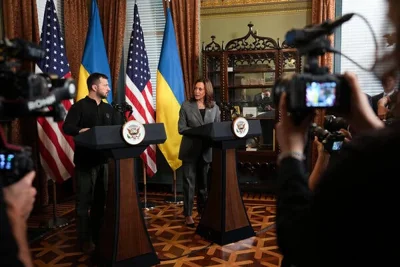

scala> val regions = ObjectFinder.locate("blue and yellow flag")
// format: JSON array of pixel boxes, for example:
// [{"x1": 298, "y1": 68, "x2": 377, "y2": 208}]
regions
[
  {"x1": 76, "y1": 0, "x2": 112, "y2": 103},
  {"x1": 156, "y1": 7, "x2": 185, "y2": 171}
]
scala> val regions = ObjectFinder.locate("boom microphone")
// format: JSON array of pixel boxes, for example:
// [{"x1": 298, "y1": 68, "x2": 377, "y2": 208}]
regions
[{"x1": 285, "y1": 13, "x2": 354, "y2": 46}]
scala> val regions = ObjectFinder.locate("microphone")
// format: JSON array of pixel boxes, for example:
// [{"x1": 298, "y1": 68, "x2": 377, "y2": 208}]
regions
[
  {"x1": 122, "y1": 102, "x2": 133, "y2": 118},
  {"x1": 285, "y1": 13, "x2": 354, "y2": 46}
]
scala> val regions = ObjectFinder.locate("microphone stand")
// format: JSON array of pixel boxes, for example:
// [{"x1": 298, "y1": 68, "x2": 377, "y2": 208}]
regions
[{"x1": 47, "y1": 179, "x2": 68, "y2": 229}]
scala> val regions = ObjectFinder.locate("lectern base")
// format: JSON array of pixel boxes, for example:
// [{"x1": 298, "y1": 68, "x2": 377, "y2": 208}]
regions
[
  {"x1": 195, "y1": 147, "x2": 255, "y2": 245},
  {"x1": 101, "y1": 252, "x2": 159, "y2": 267},
  {"x1": 195, "y1": 225, "x2": 255, "y2": 246}
]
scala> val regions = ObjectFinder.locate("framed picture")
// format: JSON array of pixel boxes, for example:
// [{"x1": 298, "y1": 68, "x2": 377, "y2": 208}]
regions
[{"x1": 242, "y1": 107, "x2": 257, "y2": 118}]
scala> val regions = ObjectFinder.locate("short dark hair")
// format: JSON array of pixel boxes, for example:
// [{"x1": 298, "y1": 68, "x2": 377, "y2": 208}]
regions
[{"x1": 87, "y1": 73, "x2": 108, "y2": 91}]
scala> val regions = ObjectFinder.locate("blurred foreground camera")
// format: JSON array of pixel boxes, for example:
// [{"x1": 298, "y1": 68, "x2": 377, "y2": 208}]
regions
[
  {"x1": 0, "y1": 38, "x2": 76, "y2": 121},
  {"x1": 0, "y1": 37, "x2": 76, "y2": 185},
  {"x1": 274, "y1": 74, "x2": 350, "y2": 111},
  {"x1": 0, "y1": 145, "x2": 34, "y2": 187},
  {"x1": 310, "y1": 123, "x2": 345, "y2": 154},
  {"x1": 273, "y1": 14, "x2": 355, "y2": 123}
]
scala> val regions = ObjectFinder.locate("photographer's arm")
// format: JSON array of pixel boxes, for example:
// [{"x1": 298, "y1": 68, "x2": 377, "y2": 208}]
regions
[
  {"x1": 308, "y1": 137, "x2": 330, "y2": 191},
  {"x1": 276, "y1": 158, "x2": 318, "y2": 267},
  {"x1": 275, "y1": 93, "x2": 319, "y2": 266},
  {"x1": 62, "y1": 104, "x2": 86, "y2": 135},
  {"x1": 344, "y1": 72, "x2": 385, "y2": 132}
]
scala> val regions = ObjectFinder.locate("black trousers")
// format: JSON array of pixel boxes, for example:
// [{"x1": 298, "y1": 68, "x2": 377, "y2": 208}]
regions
[
  {"x1": 75, "y1": 164, "x2": 108, "y2": 245},
  {"x1": 182, "y1": 159, "x2": 209, "y2": 217}
]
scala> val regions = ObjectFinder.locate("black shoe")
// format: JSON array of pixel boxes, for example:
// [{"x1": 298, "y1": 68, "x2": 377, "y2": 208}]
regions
[
  {"x1": 80, "y1": 241, "x2": 95, "y2": 254},
  {"x1": 185, "y1": 222, "x2": 196, "y2": 228}
]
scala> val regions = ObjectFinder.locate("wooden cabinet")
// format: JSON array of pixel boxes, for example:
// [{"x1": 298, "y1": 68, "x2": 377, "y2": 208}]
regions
[{"x1": 202, "y1": 23, "x2": 302, "y2": 192}]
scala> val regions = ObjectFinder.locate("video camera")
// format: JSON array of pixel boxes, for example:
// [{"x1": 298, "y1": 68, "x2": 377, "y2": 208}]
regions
[
  {"x1": 324, "y1": 114, "x2": 349, "y2": 132},
  {"x1": 273, "y1": 14, "x2": 355, "y2": 124},
  {"x1": 0, "y1": 38, "x2": 76, "y2": 186},
  {"x1": 310, "y1": 123, "x2": 345, "y2": 154}
]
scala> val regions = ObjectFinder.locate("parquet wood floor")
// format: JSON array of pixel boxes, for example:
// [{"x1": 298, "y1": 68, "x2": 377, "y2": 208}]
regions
[{"x1": 28, "y1": 192, "x2": 281, "y2": 266}]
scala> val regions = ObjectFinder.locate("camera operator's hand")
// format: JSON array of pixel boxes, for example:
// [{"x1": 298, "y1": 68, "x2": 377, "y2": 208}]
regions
[
  {"x1": 377, "y1": 96, "x2": 390, "y2": 120},
  {"x1": 276, "y1": 92, "x2": 314, "y2": 155},
  {"x1": 343, "y1": 72, "x2": 385, "y2": 131},
  {"x1": 314, "y1": 136, "x2": 327, "y2": 155},
  {"x1": 79, "y1": 128, "x2": 90, "y2": 133},
  {"x1": 339, "y1": 128, "x2": 352, "y2": 143},
  {"x1": 309, "y1": 137, "x2": 330, "y2": 191},
  {"x1": 3, "y1": 171, "x2": 37, "y2": 220}
]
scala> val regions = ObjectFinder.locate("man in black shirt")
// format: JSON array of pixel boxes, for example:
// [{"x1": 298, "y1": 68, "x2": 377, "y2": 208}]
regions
[{"x1": 63, "y1": 73, "x2": 121, "y2": 253}]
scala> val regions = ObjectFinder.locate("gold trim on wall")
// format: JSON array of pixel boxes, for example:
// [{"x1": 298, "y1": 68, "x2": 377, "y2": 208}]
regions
[{"x1": 201, "y1": 0, "x2": 311, "y2": 18}]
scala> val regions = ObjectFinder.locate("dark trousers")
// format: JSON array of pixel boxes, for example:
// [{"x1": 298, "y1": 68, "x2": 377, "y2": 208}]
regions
[
  {"x1": 75, "y1": 164, "x2": 108, "y2": 245},
  {"x1": 182, "y1": 159, "x2": 209, "y2": 217}
]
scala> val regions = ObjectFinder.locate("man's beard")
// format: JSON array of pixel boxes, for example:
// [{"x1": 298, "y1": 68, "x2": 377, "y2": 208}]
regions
[{"x1": 98, "y1": 92, "x2": 107, "y2": 99}]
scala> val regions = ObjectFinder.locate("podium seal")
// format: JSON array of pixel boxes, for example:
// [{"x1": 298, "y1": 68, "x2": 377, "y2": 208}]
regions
[
  {"x1": 232, "y1": 117, "x2": 249, "y2": 138},
  {"x1": 122, "y1": 120, "x2": 146, "y2": 145}
]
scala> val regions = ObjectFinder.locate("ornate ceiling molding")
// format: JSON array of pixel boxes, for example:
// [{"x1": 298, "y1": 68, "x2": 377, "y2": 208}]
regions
[{"x1": 201, "y1": 0, "x2": 311, "y2": 17}]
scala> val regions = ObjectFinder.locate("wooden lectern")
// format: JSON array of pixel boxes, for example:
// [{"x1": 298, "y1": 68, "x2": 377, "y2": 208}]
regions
[
  {"x1": 74, "y1": 123, "x2": 166, "y2": 267},
  {"x1": 184, "y1": 120, "x2": 262, "y2": 245}
]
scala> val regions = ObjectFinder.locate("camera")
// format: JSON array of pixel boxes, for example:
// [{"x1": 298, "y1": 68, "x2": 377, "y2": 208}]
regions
[
  {"x1": 0, "y1": 38, "x2": 76, "y2": 186},
  {"x1": 273, "y1": 14, "x2": 355, "y2": 123},
  {"x1": 0, "y1": 147, "x2": 34, "y2": 187},
  {"x1": 324, "y1": 115, "x2": 349, "y2": 132},
  {"x1": 273, "y1": 73, "x2": 350, "y2": 110},
  {"x1": 310, "y1": 123, "x2": 345, "y2": 154}
]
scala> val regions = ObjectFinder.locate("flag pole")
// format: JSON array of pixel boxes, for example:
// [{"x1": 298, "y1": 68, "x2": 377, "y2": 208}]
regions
[
  {"x1": 141, "y1": 160, "x2": 156, "y2": 210},
  {"x1": 165, "y1": 169, "x2": 183, "y2": 204},
  {"x1": 47, "y1": 179, "x2": 69, "y2": 229}
]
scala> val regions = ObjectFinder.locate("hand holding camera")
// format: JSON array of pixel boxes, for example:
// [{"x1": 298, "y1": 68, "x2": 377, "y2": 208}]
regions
[{"x1": 3, "y1": 171, "x2": 36, "y2": 220}]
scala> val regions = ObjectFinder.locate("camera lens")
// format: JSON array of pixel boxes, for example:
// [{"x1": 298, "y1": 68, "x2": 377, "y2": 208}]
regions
[
  {"x1": 310, "y1": 123, "x2": 329, "y2": 142},
  {"x1": 324, "y1": 115, "x2": 349, "y2": 132}
]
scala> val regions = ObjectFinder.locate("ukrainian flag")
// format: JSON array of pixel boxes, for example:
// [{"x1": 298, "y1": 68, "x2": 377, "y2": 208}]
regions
[
  {"x1": 76, "y1": 0, "x2": 112, "y2": 103},
  {"x1": 156, "y1": 7, "x2": 185, "y2": 171}
]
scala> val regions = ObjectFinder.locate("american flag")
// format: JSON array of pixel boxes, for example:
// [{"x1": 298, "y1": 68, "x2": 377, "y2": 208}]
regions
[
  {"x1": 36, "y1": 0, "x2": 75, "y2": 183},
  {"x1": 125, "y1": 3, "x2": 157, "y2": 177}
]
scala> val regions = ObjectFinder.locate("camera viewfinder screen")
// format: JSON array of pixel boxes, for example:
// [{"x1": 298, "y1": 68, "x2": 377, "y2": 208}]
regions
[
  {"x1": 306, "y1": 82, "x2": 337, "y2": 107},
  {"x1": 0, "y1": 153, "x2": 14, "y2": 170},
  {"x1": 332, "y1": 141, "x2": 343, "y2": 151}
]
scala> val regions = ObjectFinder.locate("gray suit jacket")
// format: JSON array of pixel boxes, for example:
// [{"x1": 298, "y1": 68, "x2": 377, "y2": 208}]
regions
[{"x1": 178, "y1": 100, "x2": 221, "y2": 163}]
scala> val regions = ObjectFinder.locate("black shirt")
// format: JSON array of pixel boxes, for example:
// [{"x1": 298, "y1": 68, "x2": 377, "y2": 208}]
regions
[
  {"x1": 62, "y1": 96, "x2": 121, "y2": 168},
  {"x1": 199, "y1": 108, "x2": 205, "y2": 120}
]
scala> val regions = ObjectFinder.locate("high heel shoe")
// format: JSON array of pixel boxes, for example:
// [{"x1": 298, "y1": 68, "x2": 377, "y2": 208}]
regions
[{"x1": 185, "y1": 216, "x2": 195, "y2": 228}]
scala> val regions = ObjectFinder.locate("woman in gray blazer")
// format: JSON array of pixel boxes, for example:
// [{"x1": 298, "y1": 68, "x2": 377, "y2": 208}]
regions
[{"x1": 178, "y1": 78, "x2": 221, "y2": 227}]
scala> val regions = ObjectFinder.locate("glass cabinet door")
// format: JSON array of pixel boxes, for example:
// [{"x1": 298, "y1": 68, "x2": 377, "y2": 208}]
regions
[{"x1": 226, "y1": 51, "x2": 278, "y2": 152}]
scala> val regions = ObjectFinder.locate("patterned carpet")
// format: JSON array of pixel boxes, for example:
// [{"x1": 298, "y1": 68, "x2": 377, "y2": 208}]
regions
[{"x1": 28, "y1": 192, "x2": 281, "y2": 266}]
